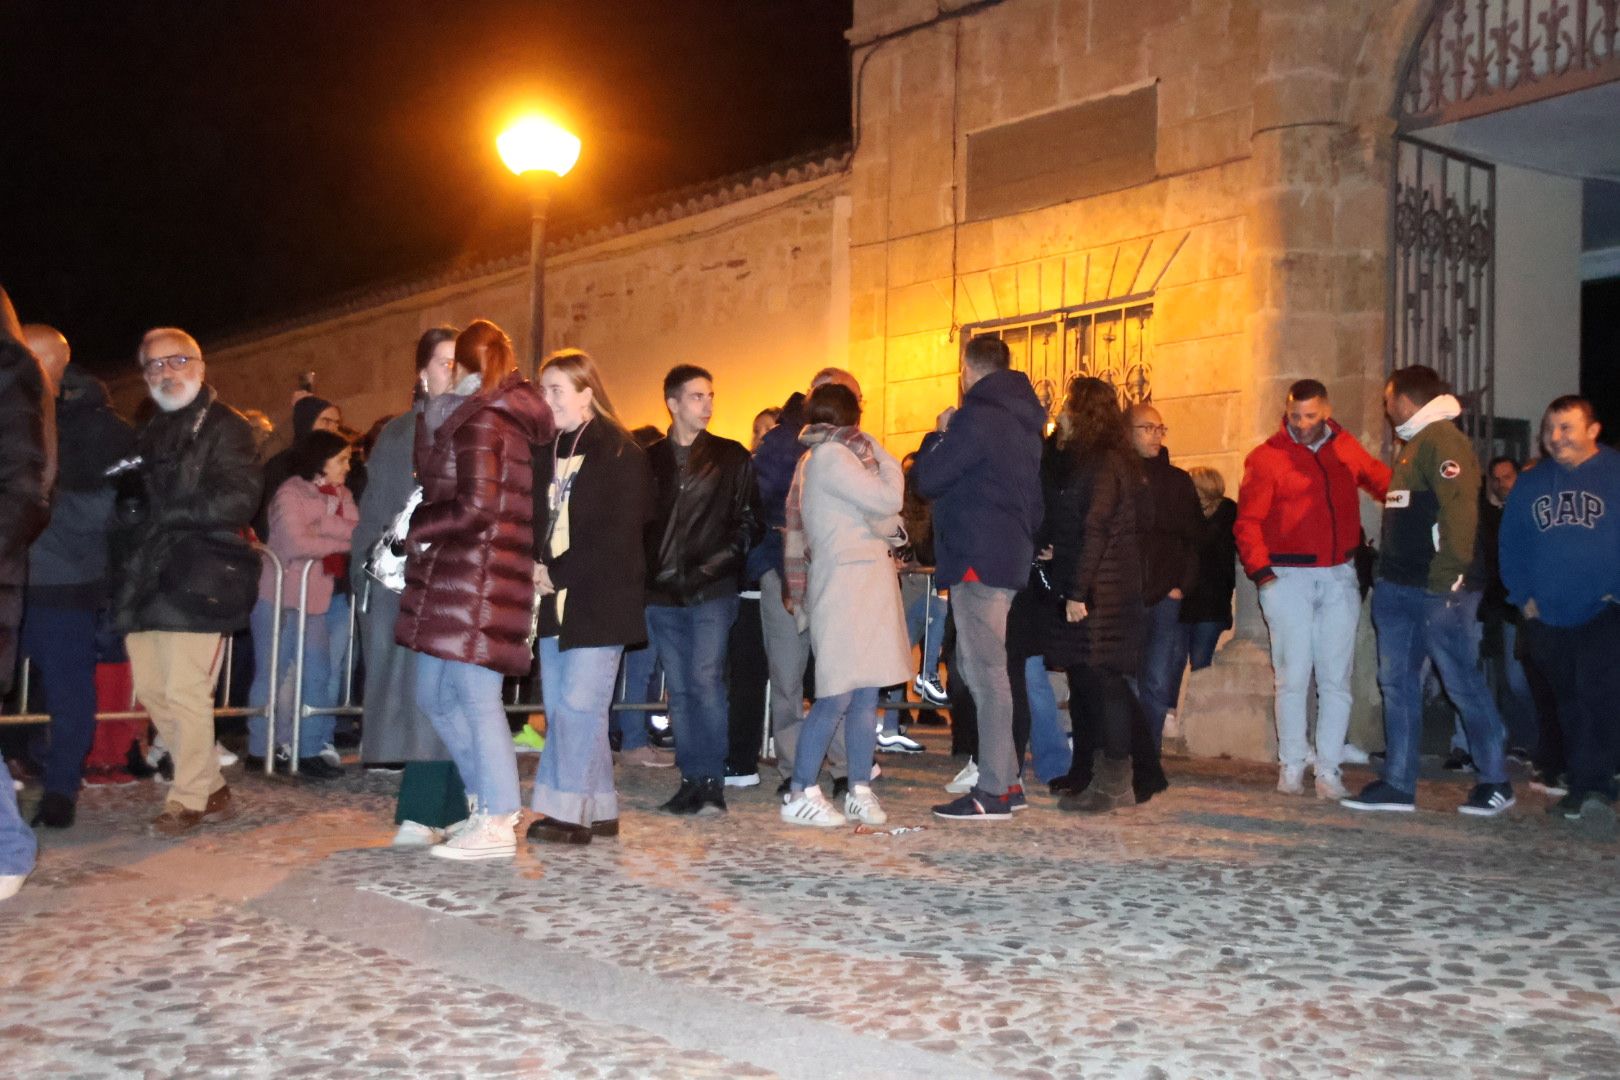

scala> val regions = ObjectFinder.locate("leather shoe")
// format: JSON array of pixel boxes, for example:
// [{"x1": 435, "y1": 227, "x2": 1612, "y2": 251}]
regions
[
  {"x1": 32, "y1": 791, "x2": 76, "y2": 829},
  {"x1": 525, "y1": 816, "x2": 593, "y2": 845}
]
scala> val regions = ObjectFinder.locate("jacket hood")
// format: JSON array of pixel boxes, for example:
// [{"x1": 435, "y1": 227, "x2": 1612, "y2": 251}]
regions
[
  {"x1": 58, "y1": 364, "x2": 111, "y2": 412},
  {"x1": 483, "y1": 372, "x2": 553, "y2": 445},
  {"x1": 1266, "y1": 416, "x2": 1348, "y2": 451},
  {"x1": 967, "y1": 368, "x2": 1047, "y2": 435}
]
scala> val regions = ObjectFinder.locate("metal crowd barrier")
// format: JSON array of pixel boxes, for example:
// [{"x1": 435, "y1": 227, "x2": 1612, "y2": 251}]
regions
[{"x1": 1, "y1": 559, "x2": 952, "y2": 771}]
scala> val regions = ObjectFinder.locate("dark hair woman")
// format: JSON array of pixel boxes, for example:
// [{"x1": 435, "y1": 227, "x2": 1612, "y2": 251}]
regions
[
  {"x1": 351, "y1": 326, "x2": 470, "y2": 844},
  {"x1": 523, "y1": 349, "x2": 653, "y2": 845},
  {"x1": 1040, "y1": 377, "x2": 1156, "y2": 813},
  {"x1": 395, "y1": 319, "x2": 555, "y2": 861},
  {"x1": 778, "y1": 381, "x2": 910, "y2": 827},
  {"x1": 249, "y1": 429, "x2": 357, "y2": 778}
]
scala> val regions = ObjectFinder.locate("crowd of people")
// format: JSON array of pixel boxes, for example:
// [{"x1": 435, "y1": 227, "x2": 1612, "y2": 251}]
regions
[{"x1": 2, "y1": 280, "x2": 1616, "y2": 896}]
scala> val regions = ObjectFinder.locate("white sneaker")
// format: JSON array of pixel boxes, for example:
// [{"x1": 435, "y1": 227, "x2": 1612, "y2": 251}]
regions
[
  {"x1": 876, "y1": 731, "x2": 925, "y2": 754},
  {"x1": 430, "y1": 812, "x2": 518, "y2": 860},
  {"x1": 1339, "y1": 744, "x2": 1372, "y2": 766},
  {"x1": 780, "y1": 787, "x2": 847, "y2": 828},
  {"x1": 1278, "y1": 764, "x2": 1306, "y2": 795},
  {"x1": 391, "y1": 820, "x2": 444, "y2": 847},
  {"x1": 1161, "y1": 711, "x2": 1182, "y2": 741},
  {"x1": 946, "y1": 759, "x2": 978, "y2": 794},
  {"x1": 215, "y1": 743, "x2": 239, "y2": 768},
  {"x1": 913, "y1": 675, "x2": 949, "y2": 707},
  {"x1": 318, "y1": 743, "x2": 342, "y2": 768},
  {"x1": 843, "y1": 784, "x2": 888, "y2": 825},
  {"x1": 1313, "y1": 769, "x2": 1348, "y2": 800},
  {"x1": 0, "y1": 873, "x2": 25, "y2": 901}
]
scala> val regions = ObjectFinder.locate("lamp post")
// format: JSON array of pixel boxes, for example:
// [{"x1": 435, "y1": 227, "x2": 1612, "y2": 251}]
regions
[{"x1": 497, "y1": 116, "x2": 581, "y2": 377}]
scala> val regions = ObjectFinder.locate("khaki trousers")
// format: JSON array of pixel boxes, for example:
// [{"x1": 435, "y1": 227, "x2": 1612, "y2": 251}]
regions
[{"x1": 127, "y1": 631, "x2": 225, "y2": 812}]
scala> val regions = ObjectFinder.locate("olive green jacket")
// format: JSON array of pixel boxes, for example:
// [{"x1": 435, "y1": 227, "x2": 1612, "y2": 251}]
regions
[{"x1": 1378, "y1": 419, "x2": 1482, "y2": 594}]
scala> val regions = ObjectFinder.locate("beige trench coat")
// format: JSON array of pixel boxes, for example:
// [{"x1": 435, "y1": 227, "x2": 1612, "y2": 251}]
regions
[{"x1": 798, "y1": 438, "x2": 913, "y2": 698}]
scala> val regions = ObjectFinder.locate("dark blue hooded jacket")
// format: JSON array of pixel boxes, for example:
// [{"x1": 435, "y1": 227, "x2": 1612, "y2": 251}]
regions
[{"x1": 912, "y1": 368, "x2": 1045, "y2": 589}]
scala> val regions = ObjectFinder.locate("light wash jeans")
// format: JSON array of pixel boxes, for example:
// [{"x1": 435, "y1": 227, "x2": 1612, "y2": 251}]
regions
[
  {"x1": 1257, "y1": 564, "x2": 1360, "y2": 774},
  {"x1": 248, "y1": 597, "x2": 334, "y2": 758},
  {"x1": 1024, "y1": 655, "x2": 1071, "y2": 783},
  {"x1": 533, "y1": 638, "x2": 622, "y2": 826},
  {"x1": 791, "y1": 687, "x2": 879, "y2": 792},
  {"x1": 951, "y1": 581, "x2": 1018, "y2": 796},
  {"x1": 413, "y1": 653, "x2": 520, "y2": 816},
  {"x1": 645, "y1": 595, "x2": 739, "y2": 782},
  {"x1": 1373, "y1": 582, "x2": 1507, "y2": 794},
  {"x1": 0, "y1": 760, "x2": 35, "y2": 878}
]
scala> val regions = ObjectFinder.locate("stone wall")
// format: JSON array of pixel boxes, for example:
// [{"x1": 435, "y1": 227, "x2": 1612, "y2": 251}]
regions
[{"x1": 114, "y1": 169, "x2": 852, "y2": 448}]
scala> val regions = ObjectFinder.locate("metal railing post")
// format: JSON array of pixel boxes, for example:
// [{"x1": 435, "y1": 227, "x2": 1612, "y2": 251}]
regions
[
  {"x1": 288, "y1": 559, "x2": 316, "y2": 776},
  {"x1": 260, "y1": 546, "x2": 284, "y2": 777}
]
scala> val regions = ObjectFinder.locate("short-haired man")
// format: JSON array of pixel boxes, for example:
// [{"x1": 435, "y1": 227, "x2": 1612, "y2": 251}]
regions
[
  {"x1": 1344, "y1": 365, "x2": 1512, "y2": 816},
  {"x1": 916, "y1": 336, "x2": 1045, "y2": 820},
  {"x1": 1125, "y1": 401, "x2": 1203, "y2": 747},
  {"x1": 1236, "y1": 379, "x2": 1390, "y2": 798},
  {"x1": 644, "y1": 365, "x2": 762, "y2": 815},
  {"x1": 115, "y1": 328, "x2": 262, "y2": 835},
  {"x1": 0, "y1": 287, "x2": 54, "y2": 900},
  {"x1": 19, "y1": 324, "x2": 136, "y2": 828},
  {"x1": 749, "y1": 367, "x2": 864, "y2": 793},
  {"x1": 1498, "y1": 396, "x2": 1620, "y2": 838}
]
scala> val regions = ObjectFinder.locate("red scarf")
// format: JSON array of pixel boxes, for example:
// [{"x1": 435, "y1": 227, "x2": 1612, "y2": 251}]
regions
[{"x1": 316, "y1": 483, "x2": 351, "y2": 580}]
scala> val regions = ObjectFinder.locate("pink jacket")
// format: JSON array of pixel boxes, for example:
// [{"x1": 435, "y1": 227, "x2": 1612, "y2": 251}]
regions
[{"x1": 258, "y1": 477, "x2": 357, "y2": 614}]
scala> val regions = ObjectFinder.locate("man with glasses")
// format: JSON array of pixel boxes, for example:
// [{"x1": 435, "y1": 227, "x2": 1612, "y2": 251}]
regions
[
  {"x1": 1236, "y1": 379, "x2": 1390, "y2": 799},
  {"x1": 1125, "y1": 402, "x2": 1203, "y2": 750},
  {"x1": 114, "y1": 329, "x2": 261, "y2": 835}
]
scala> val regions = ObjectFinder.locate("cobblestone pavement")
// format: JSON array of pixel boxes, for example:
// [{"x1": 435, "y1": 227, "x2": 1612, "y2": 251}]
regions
[{"x1": 3, "y1": 747, "x2": 1618, "y2": 1079}]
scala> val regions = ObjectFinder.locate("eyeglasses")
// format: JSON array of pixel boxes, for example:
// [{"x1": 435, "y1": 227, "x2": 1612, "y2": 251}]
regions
[
  {"x1": 1132, "y1": 423, "x2": 1168, "y2": 436},
  {"x1": 141, "y1": 354, "x2": 197, "y2": 374}
]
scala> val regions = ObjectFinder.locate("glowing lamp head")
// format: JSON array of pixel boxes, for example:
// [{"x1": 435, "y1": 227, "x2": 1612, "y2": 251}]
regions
[{"x1": 498, "y1": 117, "x2": 581, "y2": 178}]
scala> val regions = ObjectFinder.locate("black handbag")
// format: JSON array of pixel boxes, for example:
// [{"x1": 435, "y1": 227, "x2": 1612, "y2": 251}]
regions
[{"x1": 158, "y1": 531, "x2": 260, "y2": 623}]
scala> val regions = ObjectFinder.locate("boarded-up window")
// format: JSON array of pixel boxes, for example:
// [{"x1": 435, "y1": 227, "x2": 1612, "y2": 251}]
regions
[{"x1": 965, "y1": 85, "x2": 1157, "y2": 222}]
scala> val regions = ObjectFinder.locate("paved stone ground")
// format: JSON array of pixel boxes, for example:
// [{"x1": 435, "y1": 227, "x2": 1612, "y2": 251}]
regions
[{"x1": 3, "y1": 745, "x2": 1618, "y2": 1079}]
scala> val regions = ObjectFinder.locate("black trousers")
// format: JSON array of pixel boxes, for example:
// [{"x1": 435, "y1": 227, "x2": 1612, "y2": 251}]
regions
[
  {"x1": 1523, "y1": 606, "x2": 1620, "y2": 802},
  {"x1": 726, "y1": 595, "x2": 768, "y2": 774},
  {"x1": 1062, "y1": 663, "x2": 1168, "y2": 799}
]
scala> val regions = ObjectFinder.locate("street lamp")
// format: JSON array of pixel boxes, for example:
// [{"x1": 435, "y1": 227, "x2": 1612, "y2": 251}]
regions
[{"x1": 498, "y1": 116, "x2": 581, "y2": 376}]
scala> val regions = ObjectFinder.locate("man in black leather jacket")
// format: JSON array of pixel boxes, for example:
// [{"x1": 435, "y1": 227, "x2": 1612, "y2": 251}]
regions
[
  {"x1": 643, "y1": 364, "x2": 762, "y2": 815},
  {"x1": 115, "y1": 328, "x2": 262, "y2": 836}
]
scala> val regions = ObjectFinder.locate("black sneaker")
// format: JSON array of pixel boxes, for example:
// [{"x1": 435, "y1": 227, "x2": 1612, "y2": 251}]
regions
[
  {"x1": 31, "y1": 791, "x2": 76, "y2": 829},
  {"x1": 1548, "y1": 791, "x2": 1583, "y2": 818},
  {"x1": 1458, "y1": 782, "x2": 1515, "y2": 817},
  {"x1": 661, "y1": 778, "x2": 704, "y2": 815},
  {"x1": 1340, "y1": 780, "x2": 1416, "y2": 812},
  {"x1": 831, "y1": 776, "x2": 849, "y2": 799},
  {"x1": 1442, "y1": 750, "x2": 1475, "y2": 772},
  {"x1": 694, "y1": 777, "x2": 728, "y2": 816},
  {"x1": 296, "y1": 757, "x2": 344, "y2": 780},
  {"x1": 775, "y1": 777, "x2": 792, "y2": 797},
  {"x1": 932, "y1": 788, "x2": 1013, "y2": 820}
]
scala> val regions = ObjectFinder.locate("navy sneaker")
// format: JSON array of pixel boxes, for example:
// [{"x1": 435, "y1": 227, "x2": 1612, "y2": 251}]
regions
[
  {"x1": 1340, "y1": 780, "x2": 1416, "y2": 813},
  {"x1": 1458, "y1": 782, "x2": 1515, "y2": 817},
  {"x1": 1006, "y1": 783, "x2": 1028, "y2": 812},
  {"x1": 932, "y1": 788, "x2": 1012, "y2": 820}
]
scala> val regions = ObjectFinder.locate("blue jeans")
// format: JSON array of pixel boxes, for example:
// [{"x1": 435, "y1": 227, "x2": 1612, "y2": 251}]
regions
[
  {"x1": 1493, "y1": 622, "x2": 1536, "y2": 754},
  {"x1": 614, "y1": 643, "x2": 660, "y2": 751},
  {"x1": 247, "y1": 598, "x2": 334, "y2": 758},
  {"x1": 1187, "y1": 621, "x2": 1224, "y2": 671},
  {"x1": 0, "y1": 760, "x2": 35, "y2": 877},
  {"x1": 904, "y1": 585, "x2": 946, "y2": 676},
  {"x1": 1024, "y1": 655, "x2": 1071, "y2": 783},
  {"x1": 533, "y1": 638, "x2": 622, "y2": 825},
  {"x1": 792, "y1": 687, "x2": 879, "y2": 791},
  {"x1": 20, "y1": 604, "x2": 100, "y2": 798},
  {"x1": 645, "y1": 595, "x2": 738, "y2": 781},
  {"x1": 1134, "y1": 596, "x2": 1188, "y2": 748},
  {"x1": 413, "y1": 653, "x2": 519, "y2": 816},
  {"x1": 1373, "y1": 582, "x2": 1507, "y2": 793}
]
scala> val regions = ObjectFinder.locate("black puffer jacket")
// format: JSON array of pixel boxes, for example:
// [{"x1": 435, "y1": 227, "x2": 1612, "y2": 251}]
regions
[
  {"x1": 1180, "y1": 498, "x2": 1238, "y2": 627},
  {"x1": 644, "y1": 429, "x2": 762, "y2": 606},
  {"x1": 0, "y1": 336, "x2": 55, "y2": 695},
  {"x1": 1136, "y1": 447, "x2": 1203, "y2": 605},
  {"x1": 1039, "y1": 437, "x2": 1143, "y2": 674},
  {"x1": 113, "y1": 385, "x2": 263, "y2": 634}
]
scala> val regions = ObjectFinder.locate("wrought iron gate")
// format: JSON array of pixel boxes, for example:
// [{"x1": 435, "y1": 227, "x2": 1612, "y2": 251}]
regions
[
  {"x1": 1390, "y1": 135, "x2": 1496, "y2": 451},
  {"x1": 969, "y1": 299, "x2": 1154, "y2": 422}
]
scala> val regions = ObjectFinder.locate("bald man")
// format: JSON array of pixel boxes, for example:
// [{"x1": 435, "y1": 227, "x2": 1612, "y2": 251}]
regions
[
  {"x1": 114, "y1": 328, "x2": 261, "y2": 835},
  {"x1": 18, "y1": 324, "x2": 135, "y2": 827}
]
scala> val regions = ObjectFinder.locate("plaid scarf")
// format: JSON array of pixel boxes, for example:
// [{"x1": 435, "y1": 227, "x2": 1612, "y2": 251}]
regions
[{"x1": 784, "y1": 424, "x2": 879, "y2": 611}]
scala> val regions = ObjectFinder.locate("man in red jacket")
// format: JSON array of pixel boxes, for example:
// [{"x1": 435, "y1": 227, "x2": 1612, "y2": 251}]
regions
[{"x1": 1236, "y1": 380, "x2": 1390, "y2": 799}]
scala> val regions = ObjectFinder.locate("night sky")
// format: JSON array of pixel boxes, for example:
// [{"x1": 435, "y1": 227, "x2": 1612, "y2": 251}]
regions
[{"x1": 0, "y1": 0, "x2": 854, "y2": 371}]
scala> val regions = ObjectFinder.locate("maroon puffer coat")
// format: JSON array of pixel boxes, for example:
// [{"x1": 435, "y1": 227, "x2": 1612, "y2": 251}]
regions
[{"x1": 395, "y1": 371, "x2": 555, "y2": 674}]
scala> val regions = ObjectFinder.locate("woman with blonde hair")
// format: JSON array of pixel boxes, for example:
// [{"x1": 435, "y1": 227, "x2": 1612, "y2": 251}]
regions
[
  {"x1": 526, "y1": 349, "x2": 654, "y2": 845},
  {"x1": 396, "y1": 319, "x2": 554, "y2": 861},
  {"x1": 1178, "y1": 466, "x2": 1238, "y2": 675}
]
